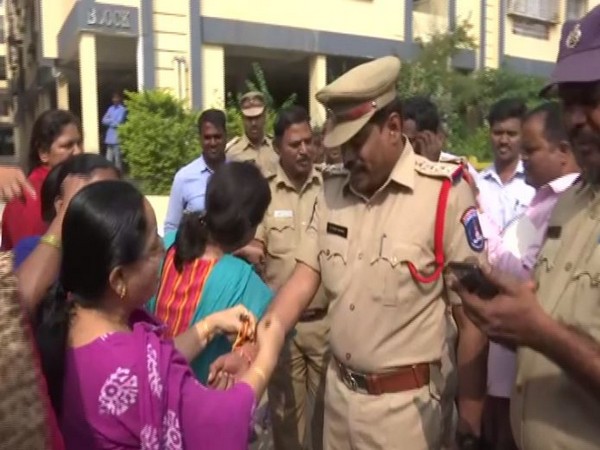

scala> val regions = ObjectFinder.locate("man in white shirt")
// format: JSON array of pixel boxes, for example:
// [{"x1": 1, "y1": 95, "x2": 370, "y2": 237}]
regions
[{"x1": 477, "y1": 98, "x2": 535, "y2": 230}]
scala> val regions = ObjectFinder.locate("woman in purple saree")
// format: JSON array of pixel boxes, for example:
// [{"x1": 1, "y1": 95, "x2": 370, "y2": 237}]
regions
[{"x1": 34, "y1": 179, "x2": 284, "y2": 450}]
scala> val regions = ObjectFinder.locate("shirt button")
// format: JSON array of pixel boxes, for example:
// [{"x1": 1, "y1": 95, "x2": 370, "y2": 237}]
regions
[
  {"x1": 565, "y1": 262, "x2": 573, "y2": 271},
  {"x1": 345, "y1": 353, "x2": 351, "y2": 361},
  {"x1": 349, "y1": 304, "x2": 355, "y2": 311}
]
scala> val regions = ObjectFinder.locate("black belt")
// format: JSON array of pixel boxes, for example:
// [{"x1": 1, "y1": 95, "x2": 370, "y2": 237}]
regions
[{"x1": 299, "y1": 308, "x2": 328, "y2": 322}]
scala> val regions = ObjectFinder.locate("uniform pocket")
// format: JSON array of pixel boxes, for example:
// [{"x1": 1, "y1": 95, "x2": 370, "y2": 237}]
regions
[
  {"x1": 266, "y1": 217, "x2": 295, "y2": 255},
  {"x1": 318, "y1": 237, "x2": 349, "y2": 300},
  {"x1": 371, "y1": 243, "x2": 430, "y2": 307},
  {"x1": 534, "y1": 238, "x2": 560, "y2": 273}
]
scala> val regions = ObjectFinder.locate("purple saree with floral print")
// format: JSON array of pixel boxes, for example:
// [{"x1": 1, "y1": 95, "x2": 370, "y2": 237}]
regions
[{"x1": 59, "y1": 311, "x2": 256, "y2": 449}]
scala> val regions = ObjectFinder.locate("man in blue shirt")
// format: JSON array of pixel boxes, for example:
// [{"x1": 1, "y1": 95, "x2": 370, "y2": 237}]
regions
[
  {"x1": 164, "y1": 109, "x2": 227, "y2": 233},
  {"x1": 101, "y1": 92, "x2": 127, "y2": 170},
  {"x1": 477, "y1": 98, "x2": 535, "y2": 230}
]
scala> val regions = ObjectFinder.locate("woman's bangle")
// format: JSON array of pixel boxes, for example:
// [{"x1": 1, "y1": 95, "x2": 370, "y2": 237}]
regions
[
  {"x1": 200, "y1": 319, "x2": 212, "y2": 341},
  {"x1": 40, "y1": 234, "x2": 61, "y2": 250}
]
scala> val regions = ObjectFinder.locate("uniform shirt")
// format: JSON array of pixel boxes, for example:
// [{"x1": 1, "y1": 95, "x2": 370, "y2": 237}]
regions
[
  {"x1": 486, "y1": 172, "x2": 579, "y2": 398},
  {"x1": 511, "y1": 180, "x2": 600, "y2": 450},
  {"x1": 255, "y1": 164, "x2": 328, "y2": 310},
  {"x1": 296, "y1": 141, "x2": 485, "y2": 373},
  {"x1": 477, "y1": 161, "x2": 535, "y2": 229},
  {"x1": 164, "y1": 155, "x2": 214, "y2": 234},
  {"x1": 101, "y1": 104, "x2": 127, "y2": 145},
  {"x1": 225, "y1": 134, "x2": 278, "y2": 175}
]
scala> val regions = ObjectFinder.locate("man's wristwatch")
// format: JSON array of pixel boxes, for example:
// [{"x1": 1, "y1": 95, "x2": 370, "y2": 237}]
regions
[{"x1": 456, "y1": 431, "x2": 482, "y2": 450}]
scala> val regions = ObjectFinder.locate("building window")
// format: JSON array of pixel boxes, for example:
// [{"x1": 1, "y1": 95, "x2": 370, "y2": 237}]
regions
[
  {"x1": 508, "y1": 0, "x2": 559, "y2": 22},
  {"x1": 566, "y1": 0, "x2": 587, "y2": 20},
  {"x1": 0, "y1": 16, "x2": 5, "y2": 44},
  {"x1": 508, "y1": 0, "x2": 558, "y2": 39},
  {"x1": 0, "y1": 127, "x2": 14, "y2": 156},
  {"x1": 0, "y1": 57, "x2": 6, "y2": 80}
]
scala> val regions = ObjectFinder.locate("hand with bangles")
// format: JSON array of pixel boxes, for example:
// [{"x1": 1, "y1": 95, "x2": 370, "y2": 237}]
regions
[
  {"x1": 208, "y1": 314, "x2": 286, "y2": 391},
  {"x1": 203, "y1": 304, "x2": 257, "y2": 339}
]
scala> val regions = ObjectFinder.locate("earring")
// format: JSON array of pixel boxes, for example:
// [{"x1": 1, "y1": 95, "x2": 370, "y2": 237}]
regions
[{"x1": 119, "y1": 286, "x2": 127, "y2": 300}]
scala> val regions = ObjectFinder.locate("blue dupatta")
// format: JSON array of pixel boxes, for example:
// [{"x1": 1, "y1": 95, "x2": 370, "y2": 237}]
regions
[{"x1": 147, "y1": 231, "x2": 273, "y2": 382}]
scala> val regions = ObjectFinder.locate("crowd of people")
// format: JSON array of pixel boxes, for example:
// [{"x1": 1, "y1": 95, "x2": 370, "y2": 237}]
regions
[{"x1": 0, "y1": 6, "x2": 599, "y2": 450}]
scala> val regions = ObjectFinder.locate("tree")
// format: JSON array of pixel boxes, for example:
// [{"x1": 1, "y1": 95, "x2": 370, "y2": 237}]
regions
[
  {"x1": 119, "y1": 89, "x2": 199, "y2": 195},
  {"x1": 397, "y1": 21, "x2": 546, "y2": 162}
]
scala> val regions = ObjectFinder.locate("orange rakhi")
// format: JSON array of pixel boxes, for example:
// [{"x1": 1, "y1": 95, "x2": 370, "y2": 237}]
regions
[{"x1": 233, "y1": 315, "x2": 256, "y2": 350}]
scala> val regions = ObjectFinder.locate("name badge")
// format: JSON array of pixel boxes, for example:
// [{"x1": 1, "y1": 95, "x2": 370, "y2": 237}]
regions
[
  {"x1": 326, "y1": 222, "x2": 348, "y2": 239},
  {"x1": 274, "y1": 209, "x2": 293, "y2": 218}
]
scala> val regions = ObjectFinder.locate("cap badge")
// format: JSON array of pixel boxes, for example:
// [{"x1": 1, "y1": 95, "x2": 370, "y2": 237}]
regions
[{"x1": 566, "y1": 23, "x2": 582, "y2": 49}]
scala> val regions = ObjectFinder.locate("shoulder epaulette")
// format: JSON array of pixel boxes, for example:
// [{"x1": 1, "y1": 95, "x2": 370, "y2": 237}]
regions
[
  {"x1": 414, "y1": 157, "x2": 458, "y2": 181},
  {"x1": 225, "y1": 136, "x2": 241, "y2": 152},
  {"x1": 321, "y1": 163, "x2": 348, "y2": 178},
  {"x1": 440, "y1": 155, "x2": 469, "y2": 166}
]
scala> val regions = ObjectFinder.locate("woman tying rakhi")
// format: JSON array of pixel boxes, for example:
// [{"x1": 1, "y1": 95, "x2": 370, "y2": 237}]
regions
[{"x1": 34, "y1": 179, "x2": 285, "y2": 449}]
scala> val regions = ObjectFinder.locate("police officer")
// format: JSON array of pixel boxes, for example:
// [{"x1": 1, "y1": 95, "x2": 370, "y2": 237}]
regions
[
  {"x1": 264, "y1": 56, "x2": 487, "y2": 449},
  {"x1": 454, "y1": 7, "x2": 600, "y2": 450},
  {"x1": 226, "y1": 91, "x2": 278, "y2": 174},
  {"x1": 256, "y1": 105, "x2": 329, "y2": 450}
]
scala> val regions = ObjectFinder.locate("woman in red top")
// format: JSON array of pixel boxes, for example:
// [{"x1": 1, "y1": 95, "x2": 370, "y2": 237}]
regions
[{"x1": 1, "y1": 110, "x2": 83, "y2": 250}]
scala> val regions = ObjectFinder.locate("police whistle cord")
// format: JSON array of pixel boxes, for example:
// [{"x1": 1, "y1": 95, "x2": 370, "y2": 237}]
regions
[{"x1": 406, "y1": 164, "x2": 466, "y2": 284}]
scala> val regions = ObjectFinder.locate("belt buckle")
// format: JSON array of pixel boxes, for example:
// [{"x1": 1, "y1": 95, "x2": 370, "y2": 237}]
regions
[
  {"x1": 338, "y1": 361, "x2": 358, "y2": 391},
  {"x1": 345, "y1": 371, "x2": 358, "y2": 391}
]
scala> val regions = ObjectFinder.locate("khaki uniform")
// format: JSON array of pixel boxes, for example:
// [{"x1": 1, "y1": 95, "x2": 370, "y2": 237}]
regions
[
  {"x1": 225, "y1": 135, "x2": 279, "y2": 175},
  {"x1": 511, "y1": 183, "x2": 600, "y2": 450},
  {"x1": 256, "y1": 164, "x2": 329, "y2": 450},
  {"x1": 297, "y1": 143, "x2": 484, "y2": 449}
]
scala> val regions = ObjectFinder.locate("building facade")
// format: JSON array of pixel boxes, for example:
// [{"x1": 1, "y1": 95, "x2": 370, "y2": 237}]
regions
[{"x1": 4, "y1": 0, "x2": 595, "y2": 165}]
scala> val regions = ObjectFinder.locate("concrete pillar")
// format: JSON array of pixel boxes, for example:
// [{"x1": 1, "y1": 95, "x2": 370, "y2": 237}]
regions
[
  {"x1": 201, "y1": 45, "x2": 225, "y2": 110},
  {"x1": 309, "y1": 55, "x2": 327, "y2": 126},
  {"x1": 56, "y1": 76, "x2": 69, "y2": 110},
  {"x1": 79, "y1": 32, "x2": 100, "y2": 153}
]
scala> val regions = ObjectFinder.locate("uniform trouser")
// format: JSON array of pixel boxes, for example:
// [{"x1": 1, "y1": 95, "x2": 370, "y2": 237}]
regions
[
  {"x1": 268, "y1": 317, "x2": 329, "y2": 450},
  {"x1": 441, "y1": 308, "x2": 459, "y2": 449},
  {"x1": 323, "y1": 361, "x2": 444, "y2": 450}
]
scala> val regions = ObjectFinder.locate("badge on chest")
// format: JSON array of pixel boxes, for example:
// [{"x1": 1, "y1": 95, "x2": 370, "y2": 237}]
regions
[{"x1": 326, "y1": 222, "x2": 348, "y2": 239}]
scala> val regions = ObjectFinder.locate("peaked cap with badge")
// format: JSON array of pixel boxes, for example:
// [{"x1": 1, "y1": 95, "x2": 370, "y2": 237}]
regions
[
  {"x1": 240, "y1": 91, "x2": 266, "y2": 117},
  {"x1": 541, "y1": 4, "x2": 600, "y2": 95},
  {"x1": 316, "y1": 56, "x2": 401, "y2": 148}
]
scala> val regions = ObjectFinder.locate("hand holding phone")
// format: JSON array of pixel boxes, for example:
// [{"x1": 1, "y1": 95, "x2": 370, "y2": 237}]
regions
[{"x1": 447, "y1": 262, "x2": 500, "y2": 300}]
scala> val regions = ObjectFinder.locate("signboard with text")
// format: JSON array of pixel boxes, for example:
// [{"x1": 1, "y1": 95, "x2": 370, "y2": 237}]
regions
[{"x1": 80, "y1": 3, "x2": 139, "y2": 36}]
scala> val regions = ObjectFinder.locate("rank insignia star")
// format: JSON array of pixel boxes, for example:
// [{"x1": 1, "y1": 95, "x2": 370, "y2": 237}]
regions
[{"x1": 566, "y1": 23, "x2": 582, "y2": 49}]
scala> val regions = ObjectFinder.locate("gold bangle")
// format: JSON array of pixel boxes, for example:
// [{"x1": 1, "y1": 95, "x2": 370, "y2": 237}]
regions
[
  {"x1": 40, "y1": 234, "x2": 61, "y2": 250},
  {"x1": 251, "y1": 366, "x2": 267, "y2": 383},
  {"x1": 200, "y1": 319, "x2": 211, "y2": 340}
]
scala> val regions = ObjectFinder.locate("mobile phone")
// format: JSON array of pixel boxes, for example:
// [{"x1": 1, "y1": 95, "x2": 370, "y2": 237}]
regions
[{"x1": 447, "y1": 262, "x2": 499, "y2": 300}]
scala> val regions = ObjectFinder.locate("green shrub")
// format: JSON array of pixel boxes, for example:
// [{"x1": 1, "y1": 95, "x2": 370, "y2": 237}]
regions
[
  {"x1": 119, "y1": 89, "x2": 200, "y2": 195},
  {"x1": 398, "y1": 21, "x2": 546, "y2": 164}
]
